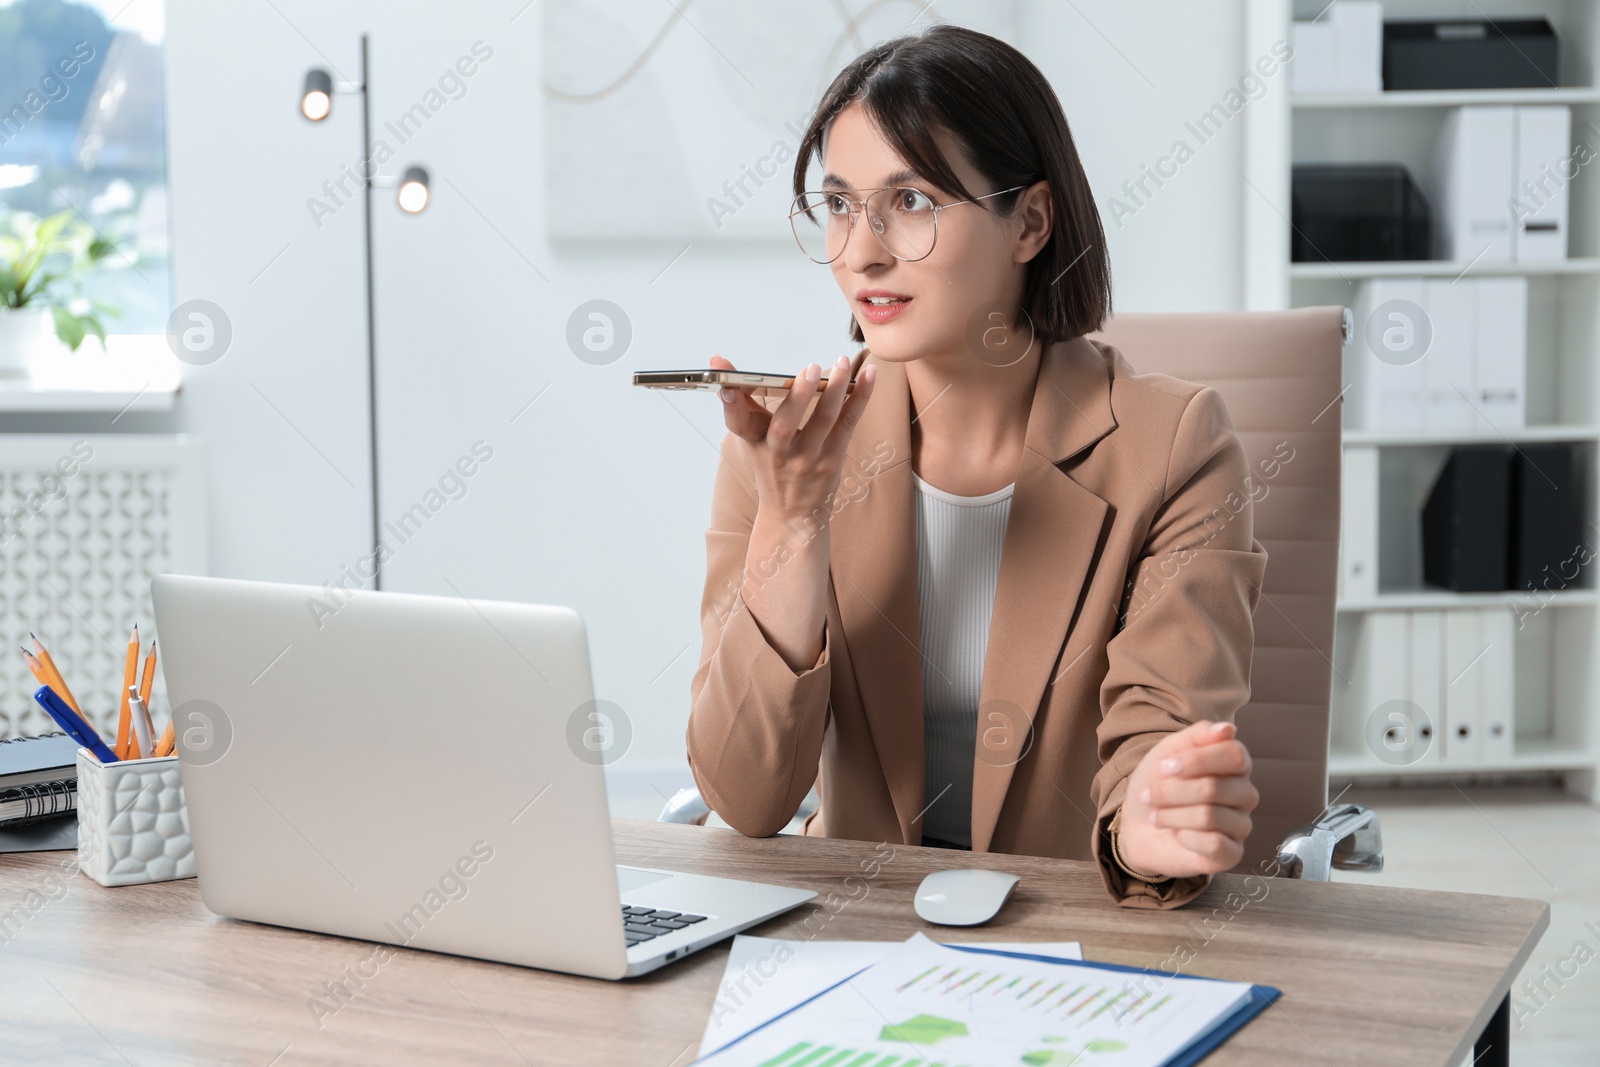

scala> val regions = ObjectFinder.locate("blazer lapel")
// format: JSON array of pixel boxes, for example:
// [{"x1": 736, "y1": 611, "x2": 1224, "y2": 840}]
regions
[
  {"x1": 829, "y1": 356, "x2": 923, "y2": 843},
  {"x1": 970, "y1": 336, "x2": 1117, "y2": 852},
  {"x1": 828, "y1": 336, "x2": 1117, "y2": 849}
]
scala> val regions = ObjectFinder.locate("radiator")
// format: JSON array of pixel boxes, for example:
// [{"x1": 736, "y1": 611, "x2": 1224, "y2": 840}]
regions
[{"x1": 0, "y1": 435, "x2": 207, "y2": 739}]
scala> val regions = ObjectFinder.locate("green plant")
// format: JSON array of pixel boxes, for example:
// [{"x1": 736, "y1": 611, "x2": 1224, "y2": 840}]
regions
[{"x1": 0, "y1": 209, "x2": 120, "y2": 351}]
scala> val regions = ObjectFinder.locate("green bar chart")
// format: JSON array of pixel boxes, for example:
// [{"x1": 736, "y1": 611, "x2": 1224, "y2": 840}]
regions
[
  {"x1": 755, "y1": 1040, "x2": 962, "y2": 1066},
  {"x1": 893, "y1": 963, "x2": 1173, "y2": 1028}
]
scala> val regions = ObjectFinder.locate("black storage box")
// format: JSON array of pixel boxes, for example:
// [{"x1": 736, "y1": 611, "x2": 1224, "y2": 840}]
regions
[
  {"x1": 1422, "y1": 445, "x2": 1514, "y2": 593},
  {"x1": 1384, "y1": 19, "x2": 1559, "y2": 90},
  {"x1": 1291, "y1": 164, "x2": 1432, "y2": 262},
  {"x1": 1509, "y1": 443, "x2": 1588, "y2": 593}
]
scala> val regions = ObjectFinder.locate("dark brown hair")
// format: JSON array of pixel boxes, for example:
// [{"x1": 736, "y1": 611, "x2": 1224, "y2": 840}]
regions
[{"x1": 792, "y1": 23, "x2": 1112, "y2": 344}]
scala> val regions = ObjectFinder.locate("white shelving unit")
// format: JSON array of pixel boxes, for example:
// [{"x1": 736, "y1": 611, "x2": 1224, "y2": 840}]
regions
[
  {"x1": 1293, "y1": 85, "x2": 1600, "y2": 107},
  {"x1": 1246, "y1": 0, "x2": 1600, "y2": 795},
  {"x1": 1337, "y1": 588, "x2": 1600, "y2": 611},
  {"x1": 1291, "y1": 257, "x2": 1600, "y2": 278},
  {"x1": 1343, "y1": 423, "x2": 1600, "y2": 444}
]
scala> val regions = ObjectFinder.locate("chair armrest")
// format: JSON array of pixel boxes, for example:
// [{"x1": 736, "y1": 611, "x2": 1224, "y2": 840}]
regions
[
  {"x1": 655, "y1": 786, "x2": 822, "y2": 829},
  {"x1": 658, "y1": 787, "x2": 712, "y2": 826},
  {"x1": 1275, "y1": 803, "x2": 1384, "y2": 880}
]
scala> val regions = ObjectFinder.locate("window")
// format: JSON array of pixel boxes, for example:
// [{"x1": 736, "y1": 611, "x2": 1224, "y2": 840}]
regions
[{"x1": 0, "y1": 0, "x2": 169, "y2": 335}]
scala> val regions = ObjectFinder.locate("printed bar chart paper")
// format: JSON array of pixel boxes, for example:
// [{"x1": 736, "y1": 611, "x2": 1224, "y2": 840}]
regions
[{"x1": 696, "y1": 933, "x2": 1259, "y2": 1066}]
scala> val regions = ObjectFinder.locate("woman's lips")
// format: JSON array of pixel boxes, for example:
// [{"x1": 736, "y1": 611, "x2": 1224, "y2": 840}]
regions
[{"x1": 858, "y1": 296, "x2": 911, "y2": 323}]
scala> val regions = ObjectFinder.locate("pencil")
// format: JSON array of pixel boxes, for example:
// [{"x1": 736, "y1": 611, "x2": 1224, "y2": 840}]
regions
[
  {"x1": 154, "y1": 720, "x2": 175, "y2": 758},
  {"x1": 20, "y1": 647, "x2": 48, "y2": 686},
  {"x1": 137, "y1": 641, "x2": 159, "y2": 758},
  {"x1": 138, "y1": 640, "x2": 156, "y2": 706},
  {"x1": 117, "y1": 626, "x2": 139, "y2": 760},
  {"x1": 28, "y1": 634, "x2": 83, "y2": 717}
]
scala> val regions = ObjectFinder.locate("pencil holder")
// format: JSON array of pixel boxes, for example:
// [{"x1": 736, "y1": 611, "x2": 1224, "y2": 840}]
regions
[{"x1": 76, "y1": 749, "x2": 196, "y2": 887}]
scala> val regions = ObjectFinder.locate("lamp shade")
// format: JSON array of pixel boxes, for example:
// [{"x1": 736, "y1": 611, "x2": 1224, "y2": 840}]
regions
[
  {"x1": 300, "y1": 69, "x2": 333, "y2": 121},
  {"x1": 397, "y1": 166, "x2": 430, "y2": 213}
]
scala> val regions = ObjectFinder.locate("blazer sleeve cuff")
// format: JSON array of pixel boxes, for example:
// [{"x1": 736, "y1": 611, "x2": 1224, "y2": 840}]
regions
[
  {"x1": 1091, "y1": 778, "x2": 1211, "y2": 910},
  {"x1": 687, "y1": 593, "x2": 832, "y2": 837}
]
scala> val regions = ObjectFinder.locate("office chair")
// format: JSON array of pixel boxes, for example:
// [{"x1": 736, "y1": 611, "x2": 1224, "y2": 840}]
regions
[{"x1": 663, "y1": 306, "x2": 1379, "y2": 882}]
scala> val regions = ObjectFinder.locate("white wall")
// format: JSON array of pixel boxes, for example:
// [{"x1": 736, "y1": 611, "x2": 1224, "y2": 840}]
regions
[
  {"x1": 160, "y1": 0, "x2": 1259, "y2": 802},
  {"x1": 1027, "y1": 0, "x2": 1255, "y2": 312},
  {"x1": 163, "y1": 2, "x2": 374, "y2": 584}
]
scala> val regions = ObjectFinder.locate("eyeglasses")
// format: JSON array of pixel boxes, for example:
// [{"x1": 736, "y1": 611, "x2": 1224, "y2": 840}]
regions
[{"x1": 788, "y1": 183, "x2": 1029, "y2": 264}]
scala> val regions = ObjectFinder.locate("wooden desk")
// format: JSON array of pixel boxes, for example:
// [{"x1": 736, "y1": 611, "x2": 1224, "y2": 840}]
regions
[{"x1": 0, "y1": 819, "x2": 1547, "y2": 1066}]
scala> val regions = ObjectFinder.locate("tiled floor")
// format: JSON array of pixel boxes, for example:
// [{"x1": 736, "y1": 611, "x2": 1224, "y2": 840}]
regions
[{"x1": 1329, "y1": 783, "x2": 1600, "y2": 1067}]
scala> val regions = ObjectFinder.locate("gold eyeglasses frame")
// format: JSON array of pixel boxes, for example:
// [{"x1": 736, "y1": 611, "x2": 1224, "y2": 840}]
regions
[{"x1": 788, "y1": 182, "x2": 1031, "y2": 264}]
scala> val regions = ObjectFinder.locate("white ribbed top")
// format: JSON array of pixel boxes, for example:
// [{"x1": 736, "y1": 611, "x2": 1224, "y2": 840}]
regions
[{"x1": 913, "y1": 470, "x2": 1015, "y2": 848}]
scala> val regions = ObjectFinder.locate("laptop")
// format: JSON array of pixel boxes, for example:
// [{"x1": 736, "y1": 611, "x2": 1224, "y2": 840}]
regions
[{"x1": 150, "y1": 574, "x2": 815, "y2": 979}]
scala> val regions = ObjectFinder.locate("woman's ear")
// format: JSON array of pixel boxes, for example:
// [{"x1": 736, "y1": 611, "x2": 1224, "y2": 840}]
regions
[{"x1": 1012, "y1": 179, "x2": 1053, "y2": 265}]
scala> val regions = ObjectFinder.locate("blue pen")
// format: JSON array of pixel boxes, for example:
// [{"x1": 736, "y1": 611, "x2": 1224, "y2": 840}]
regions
[{"x1": 34, "y1": 685, "x2": 120, "y2": 764}]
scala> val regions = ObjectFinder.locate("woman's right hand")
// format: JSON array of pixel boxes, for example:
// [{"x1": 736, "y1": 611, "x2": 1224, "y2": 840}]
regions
[{"x1": 712, "y1": 352, "x2": 877, "y2": 522}]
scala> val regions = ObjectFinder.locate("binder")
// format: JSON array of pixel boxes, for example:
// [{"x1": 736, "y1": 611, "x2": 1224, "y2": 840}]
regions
[
  {"x1": 1480, "y1": 609, "x2": 1516, "y2": 761},
  {"x1": 1422, "y1": 278, "x2": 1475, "y2": 431},
  {"x1": 1432, "y1": 105, "x2": 1571, "y2": 263},
  {"x1": 1341, "y1": 445, "x2": 1380, "y2": 600},
  {"x1": 1509, "y1": 443, "x2": 1582, "y2": 593},
  {"x1": 1473, "y1": 276, "x2": 1528, "y2": 430},
  {"x1": 1348, "y1": 612, "x2": 1418, "y2": 765},
  {"x1": 1442, "y1": 610, "x2": 1485, "y2": 763},
  {"x1": 1422, "y1": 445, "x2": 1514, "y2": 591},
  {"x1": 1513, "y1": 106, "x2": 1571, "y2": 261},
  {"x1": 1350, "y1": 277, "x2": 1426, "y2": 430},
  {"x1": 1408, "y1": 611, "x2": 1444, "y2": 767},
  {"x1": 1432, "y1": 106, "x2": 1516, "y2": 262},
  {"x1": 1351, "y1": 276, "x2": 1527, "y2": 431}
]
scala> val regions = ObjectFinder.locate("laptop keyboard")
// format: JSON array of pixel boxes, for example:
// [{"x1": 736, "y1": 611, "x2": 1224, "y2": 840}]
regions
[{"x1": 623, "y1": 905, "x2": 707, "y2": 947}]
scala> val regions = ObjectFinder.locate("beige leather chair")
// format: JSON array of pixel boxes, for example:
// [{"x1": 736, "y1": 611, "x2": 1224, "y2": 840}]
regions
[
  {"x1": 1089, "y1": 306, "x2": 1360, "y2": 876},
  {"x1": 664, "y1": 306, "x2": 1378, "y2": 881}
]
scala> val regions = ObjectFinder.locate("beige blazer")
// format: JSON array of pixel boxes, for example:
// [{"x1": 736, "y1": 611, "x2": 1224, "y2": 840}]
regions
[{"x1": 687, "y1": 335, "x2": 1268, "y2": 909}]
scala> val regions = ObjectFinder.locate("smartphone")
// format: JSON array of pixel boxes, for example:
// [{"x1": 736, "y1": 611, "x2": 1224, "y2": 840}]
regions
[{"x1": 633, "y1": 349, "x2": 868, "y2": 398}]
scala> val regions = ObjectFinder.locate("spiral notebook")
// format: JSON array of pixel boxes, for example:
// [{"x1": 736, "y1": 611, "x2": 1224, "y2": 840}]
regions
[
  {"x1": 0, "y1": 731, "x2": 81, "y2": 828},
  {"x1": 0, "y1": 730, "x2": 81, "y2": 789},
  {"x1": 0, "y1": 778, "x2": 77, "y2": 826}
]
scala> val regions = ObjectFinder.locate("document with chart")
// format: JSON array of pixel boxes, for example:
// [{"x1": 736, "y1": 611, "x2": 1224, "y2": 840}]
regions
[{"x1": 695, "y1": 932, "x2": 1278, "y2": 1066}]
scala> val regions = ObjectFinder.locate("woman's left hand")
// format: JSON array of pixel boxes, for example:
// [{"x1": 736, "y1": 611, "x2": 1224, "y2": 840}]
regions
[{"x1": 1114, "y1": 719, "x2": 1259, "y2": 879}]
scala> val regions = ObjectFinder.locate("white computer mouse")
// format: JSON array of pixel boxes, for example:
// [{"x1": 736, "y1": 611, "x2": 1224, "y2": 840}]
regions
[{"x1": 914, "y1": 868, "x2": 1021, "y2": 926}]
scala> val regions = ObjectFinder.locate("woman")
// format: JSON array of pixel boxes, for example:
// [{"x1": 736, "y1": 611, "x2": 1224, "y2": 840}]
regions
[{"x1": 687, "y1": 24, "x2": 1266, "y2": 909}]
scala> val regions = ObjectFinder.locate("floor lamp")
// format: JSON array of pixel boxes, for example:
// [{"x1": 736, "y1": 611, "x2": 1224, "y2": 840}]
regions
[{"x1": 300, "y1": 35, "x2": 430, "y2": 591}]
